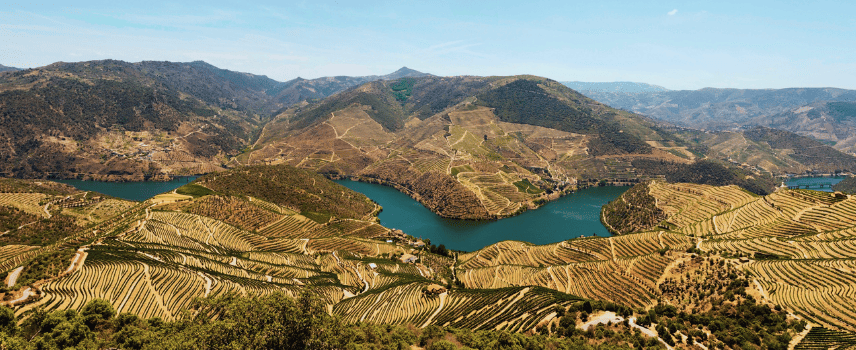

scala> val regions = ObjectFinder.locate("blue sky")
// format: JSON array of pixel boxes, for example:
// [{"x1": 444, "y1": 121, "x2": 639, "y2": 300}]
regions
[{"x1": 1, "y1": 0, "x2": 854, "y2": 90}]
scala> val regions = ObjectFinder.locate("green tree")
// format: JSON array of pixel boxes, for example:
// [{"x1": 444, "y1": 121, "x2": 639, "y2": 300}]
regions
[
  {"x1": 81, "y1": 298, "x2": 116, "y2": 329},
  {"x1": 0, "y1": 306, "x2": 16, "y2": 335}
]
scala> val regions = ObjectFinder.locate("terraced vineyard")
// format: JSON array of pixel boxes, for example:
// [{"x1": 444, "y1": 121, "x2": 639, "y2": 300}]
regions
[
  {"x1": 605, "y1": 180, "x2": 856, "y2": 336},
  {"x1": 8, "y1": 171, "x2": 856, "y2": 348},
  {"x1": 456, "y1": 231, "x2": 693, "y2": 308},
  {"x1": 0, "y1": 171, "x2": 613, "y2": 332}
]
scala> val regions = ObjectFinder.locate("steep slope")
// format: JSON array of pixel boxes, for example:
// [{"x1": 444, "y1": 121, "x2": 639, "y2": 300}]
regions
[
  {"x1": 600, "y1": 180, "x2": 856, "y2": 334},
  {"x1": 0, "y1": 167, "x2": 578, "y2": 335},
  {"x1": 196, "y1": 164, "x2": 378, "y2": 222},
  {"x1": 0, "y1": 60, "x2": 266, "y2": 180},
  {"x1": 669, "y1": 126, "x2": 856, "y2": 175},
  {"x1": 244, "y1": 75, "x2": 693, "y2": 219},
  {"x1": 0, "y1": 65, "x2": 19, "y2": 73},
  {"x1": 0, "y1": 171, "x2": 822, "y2": 350},
  {"x1": 833, "y1": 176, "x2": 856, "y2": 194},
  {"x1": 757, "y1": 101, "x2": 856, "y2": 154},
  {"x1": 0, "y1": 60, "x2": 431, "y2": 181}
]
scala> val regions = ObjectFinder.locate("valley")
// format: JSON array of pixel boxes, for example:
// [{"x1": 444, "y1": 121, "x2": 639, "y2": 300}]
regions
[
  {"x1": 5, "y1": 0, "x2": 854, "y2": 347},
  {"x1": 239, "y1": 75, "x2": 705, "y2": 219},
  {"x1": 2, "y1": 61, "x2": 856, "y2": 349},
  {"x1": 0, "y1": 164, "x2": 835, "y2": 349}
]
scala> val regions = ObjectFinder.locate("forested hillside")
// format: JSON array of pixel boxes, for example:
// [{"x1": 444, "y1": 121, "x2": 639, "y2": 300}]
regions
[
  {"x1": 0, "y1": 60, "x2": 429, "y2": 181},
  {"x1": 743, "y1": 127, "x2": 856, "y2": 172},
  {"x1": 631, "y1": 159, "x2": 777, "y2": 195},
  {"x1": 601, "y1": 183, "x2": 666, "y2": 234},
  {"x1": 197, "y1": 165, "x2": 377, "y2": 222},
  {"x1": 476, "y1": 79, "x2": 652, "y2": 155}
]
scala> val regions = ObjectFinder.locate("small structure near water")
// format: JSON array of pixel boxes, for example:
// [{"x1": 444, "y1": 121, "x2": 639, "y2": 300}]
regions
[{"x1": 399, "y1": 254, "x2": 418, "y2": 264}]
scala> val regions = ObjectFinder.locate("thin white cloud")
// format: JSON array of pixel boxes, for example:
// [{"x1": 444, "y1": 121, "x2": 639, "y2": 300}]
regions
[{"x1": 668, "y1": 9, "x2": 678, "y2": 16}]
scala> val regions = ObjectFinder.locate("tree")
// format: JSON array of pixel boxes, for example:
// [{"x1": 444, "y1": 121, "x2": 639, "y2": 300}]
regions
[
  {"x1": 0, "y1": 306, "x2": 16, "y2": 335},
  {"x1": 81, "y1": 298, "x2": 116, "y2": 329},
  {"x1": 436, "y1": 244, "x2": 447, "y2": 257}
]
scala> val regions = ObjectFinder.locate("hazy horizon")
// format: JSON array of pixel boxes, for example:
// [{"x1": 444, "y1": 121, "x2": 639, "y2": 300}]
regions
[{"x1": 2, "y1": 0, "x2": 854, "y2": 90}]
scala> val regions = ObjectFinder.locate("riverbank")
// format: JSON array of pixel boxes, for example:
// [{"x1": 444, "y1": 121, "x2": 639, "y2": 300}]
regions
[
  {"x1": 335, "y1": 179, "x2": 628, "y2": 252},
  {"x1": 53, "y1": 176, "x2": 199, "y2": 202},
  {"x1": 327, "y1": 174, "x2": 632, "y2": 222}
]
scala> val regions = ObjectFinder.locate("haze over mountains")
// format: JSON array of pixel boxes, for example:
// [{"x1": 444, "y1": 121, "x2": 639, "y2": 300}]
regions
[
  {"x1": 561, "y1": 81, "x2": 669, "y2": 93},
  {"x1": 578, "y1": 85, "x2": 856, "y2": 154},
  {"x1": 0, "y1": 64, "x2": 19, "y2": 73}
]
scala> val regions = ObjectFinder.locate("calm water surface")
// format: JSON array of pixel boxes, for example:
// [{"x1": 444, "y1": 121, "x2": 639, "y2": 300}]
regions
[
  {"x1": 336, "y1": 180, "x2": 628, "y2": 252},
  {"x1": 55, "y1": 177, "x2": 198, "y2": 202},
  {"x1": 785, "y1": 176, "x2": 845, "y2": 192}
]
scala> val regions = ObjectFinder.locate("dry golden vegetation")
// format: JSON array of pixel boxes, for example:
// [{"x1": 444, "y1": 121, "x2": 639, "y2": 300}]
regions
[
  {"x1": 604, "y1": 180, "x2": 856, "y2": 334},
  {"x1": 243, "y1": 76, "x2": 695, "y2": 220}
]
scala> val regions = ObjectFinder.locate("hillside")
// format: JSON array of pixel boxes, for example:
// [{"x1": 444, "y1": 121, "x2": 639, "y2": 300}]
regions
[
  {"x1": 196, "y1": 164, "x2": 377, "y2": 222},
  {"x1": 580, "y1": 87, "x2": 856, "y2": 154},
  {"x1": 667, "y1": 127, "x2": 856, "y2": 175},
  {"x1": 757, "y1": 101, "x2": 856, "y2": 154},
  {"x1": 601, "y1": 180, "x2": 856, "y2": 337},
  {"x1": 0, "y1": 178, "x2": 137, "y2": 295},
  {"x1": 0, "y1": 167, "x2": 811, "y2": 349},
  {"x1": 245, "y1": 75, "x2": 695, "y2": 219},
  {"x1": 832, "y1": 176, "x2": 856, "y2": 193},
  {"x1": 0, "y1": 60, "x2": 430, "y2": 181},
  {"x1": 600, "y1": 182, "x2": 666, "y2": 234},
  {"x1": 0, "y1": 167, "x2": 585, "y2": 338},
  {"x1": 0, "y1": 60, "x2": 274, "y2": 181},
  {"x1": 0, "y1": 64, "x2": 19, "y2": 73}
]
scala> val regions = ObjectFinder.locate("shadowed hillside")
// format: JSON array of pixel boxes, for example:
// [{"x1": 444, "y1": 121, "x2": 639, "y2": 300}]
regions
[
  {"x1": 246, "y1": 75, "x2": 687, "y2": 219},
  {"x1": 0, "y1": 60, "x2": 430, "y2": 181}
]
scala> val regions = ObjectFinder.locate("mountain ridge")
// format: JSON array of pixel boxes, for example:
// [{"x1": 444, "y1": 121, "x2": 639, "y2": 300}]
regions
[
  {"x1": 579, "y1": 86, "x2": 856, "y2": 154},
  {"x1": 562, "y1": 81, "x2": 669, "y2": 93},
  {"x1": 244, "y1": 74, "x2": 706, "y2": 219},
  {"x1": 0, "y1": 60, "x2": 432, "y2": 181}
]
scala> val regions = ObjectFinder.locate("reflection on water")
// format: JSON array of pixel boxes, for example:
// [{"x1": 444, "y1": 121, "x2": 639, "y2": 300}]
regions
[
  {"x1": 336, "y1": 180, "x2": 628, "y2": 252},
  {"x1": 54, "y1": 177, "x2": 198, "y2": 202},
  {"x1": 784, "y1": 176, "x2": 845, "y2": 192}
]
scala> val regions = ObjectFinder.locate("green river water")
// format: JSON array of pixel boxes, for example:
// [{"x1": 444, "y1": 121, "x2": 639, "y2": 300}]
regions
[
  {"x1": 54, "y1": 177, "x2": 198, "y2": 202},
  {"x1": 53, "y1": 177, "x2": 627, "y2": 252},
  {"x1": 50, "y1": 175, "x2": 851, "y2": 251},
  {"x1": 335, "y1": 180, "x2": 628, "y2": 251}
]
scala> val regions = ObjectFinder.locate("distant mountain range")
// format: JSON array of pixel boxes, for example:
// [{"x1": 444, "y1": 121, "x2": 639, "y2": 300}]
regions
[
  {"x1": 0, "y1": 64, "x2": 19, "y2": 73},
  {"x1": 0, "y1": 60, "x2": 430, "y2": 180},
  {"x1": 2, "y1": 59, "x2": 855, "y2": 185},
  {"x1": 561, "y1": 81, "x2": 669, "y2": 93},
  {"x1": 577, "y1": 86, "x2": 856, "y2": 154},
  {"x1": 269, "y1": 66, "x2": 430, "y2": 107}
]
